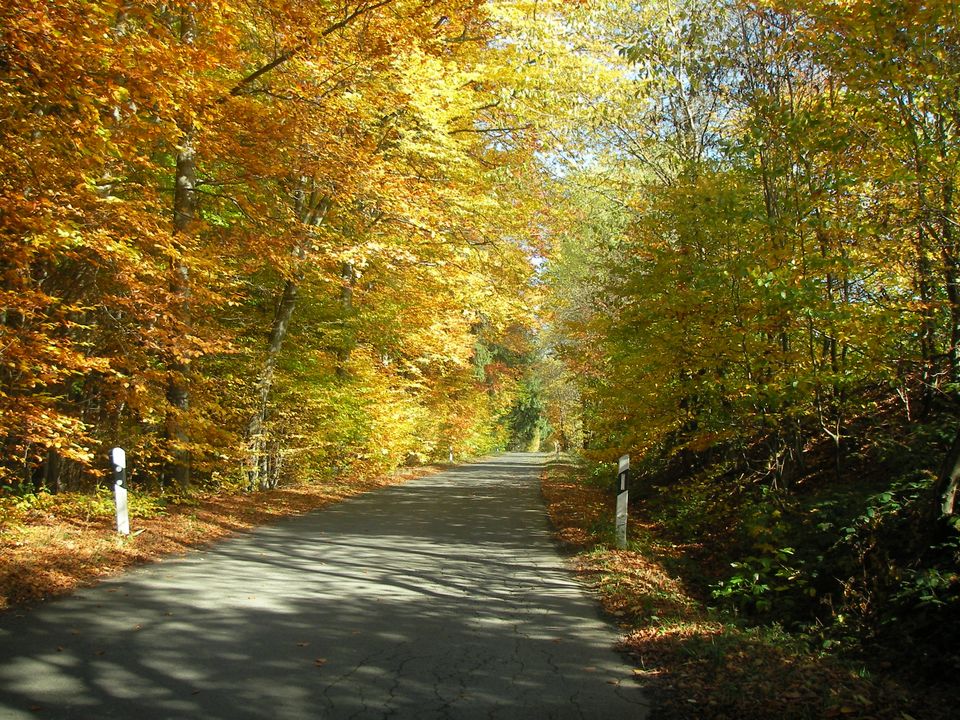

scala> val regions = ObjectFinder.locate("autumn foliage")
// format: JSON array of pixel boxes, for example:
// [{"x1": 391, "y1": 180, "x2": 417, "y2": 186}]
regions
[
  {"x1": 0, "y1": 1, "x2": 541, "y2": 493},
  {"x1": 520, "y1": 0, "x2": 960, "y2": 692},
  {"x1": 4, "y1": 0, "x2": 959, "y2": 707}
]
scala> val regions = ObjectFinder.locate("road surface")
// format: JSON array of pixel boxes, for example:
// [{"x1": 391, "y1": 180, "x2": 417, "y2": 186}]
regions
[{"x1": 0, "y1": 453, "x2": 649, "y2": 719}]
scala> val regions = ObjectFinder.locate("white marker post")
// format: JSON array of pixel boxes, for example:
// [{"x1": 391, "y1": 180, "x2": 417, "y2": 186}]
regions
[
  {"x1": 615, "y1": 454, "x2": 629, "y2": 549},
  {"x1": 111, "y1": 447, "x2": 129, "y2": 536}
]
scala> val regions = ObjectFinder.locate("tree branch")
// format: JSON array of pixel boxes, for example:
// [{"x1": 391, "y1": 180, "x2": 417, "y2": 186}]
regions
[
  {"x1": 449, "y1": 124, "x2": 531, "y2": 136},
  {"x1": 222, "y1": 0, "x2": 396, "y2": 103}
]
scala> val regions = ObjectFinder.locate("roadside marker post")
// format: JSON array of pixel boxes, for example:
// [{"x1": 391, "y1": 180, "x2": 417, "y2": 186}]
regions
[
  {"x1": 111, "y1": 447, "x2": 130, "y2": 536},
  {"x1": 617, "y1": 454, "x2": 630, "y2": 493},
  {"x1": 615, "y1": 454, "x2": 629, "y2": 549}
]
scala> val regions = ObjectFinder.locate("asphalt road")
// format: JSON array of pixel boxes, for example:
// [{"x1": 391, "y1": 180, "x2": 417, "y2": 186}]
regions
[{"x1": 0, "y1": 453, "x2": 649, "y2": 719}]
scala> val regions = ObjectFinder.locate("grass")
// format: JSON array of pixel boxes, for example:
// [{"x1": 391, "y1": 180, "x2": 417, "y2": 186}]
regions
[
  {"x1": 0, "y1": 464, "x2": 441, "y2": 610},
  {"x1": 540, "y1": 456, "x2": 949, "y2": 720}
]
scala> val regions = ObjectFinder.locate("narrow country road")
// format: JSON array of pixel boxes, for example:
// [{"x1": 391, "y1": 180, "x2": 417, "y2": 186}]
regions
[{"x1": 0, "y1": 453, "x2": 649, "y2": 719}]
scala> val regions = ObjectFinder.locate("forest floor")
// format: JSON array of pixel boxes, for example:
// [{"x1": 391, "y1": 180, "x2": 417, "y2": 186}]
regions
[
  {"x1": 540, "y1": 456, "x2": 950, "y2": 720},
  {"x1": 0, "y1": 465, "x2": 442, "y2": 611}
]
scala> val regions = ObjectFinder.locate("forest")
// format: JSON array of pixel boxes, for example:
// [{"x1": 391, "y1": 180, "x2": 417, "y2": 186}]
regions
[
  {"x1": 1, "y1": 0, "x2": 547, "y2": 494},
  {"x1": 2, "y1": 0, "x2": 959, "y2": 714}
]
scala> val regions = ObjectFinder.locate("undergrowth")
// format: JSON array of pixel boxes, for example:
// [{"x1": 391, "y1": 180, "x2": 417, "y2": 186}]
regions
[
  {"x1": 541, "y1": 456, "x2": 953, "y2": 720},
  {"x1": 1, "y1": 486, "x2": 170, "y2": 526}
]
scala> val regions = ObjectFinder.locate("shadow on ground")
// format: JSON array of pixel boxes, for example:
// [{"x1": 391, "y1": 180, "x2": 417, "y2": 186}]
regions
[{"x1": 0, "y1": 453, "x2": 648, "y2": 720}]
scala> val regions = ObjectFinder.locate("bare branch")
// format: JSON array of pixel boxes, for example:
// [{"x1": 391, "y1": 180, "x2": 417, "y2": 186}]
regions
[
  {"x1": 449, "y1": 124, "x2": 531, "y2": 136},
  {"x1": 221, "y1": 1, "x2": 396, "y2": 103}
]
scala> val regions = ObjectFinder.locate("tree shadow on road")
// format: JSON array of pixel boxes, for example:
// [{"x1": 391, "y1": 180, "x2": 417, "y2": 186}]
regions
[{"x1": 0, "y1": 454, "x2": 649, "y2": 720}]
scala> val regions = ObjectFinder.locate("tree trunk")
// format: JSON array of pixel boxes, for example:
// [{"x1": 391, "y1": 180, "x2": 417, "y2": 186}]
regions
[
  {"x1": 165, "y1": 8, "x2": 197, "y2": 491},
  {"x1": 934, "y1": 424, "x2": 960, "y2": 519},
  {"x1": 166, "y1": 130, "x2": 194, "y2": 491},
  {"x1": 940, "y1": 173, "x2": 959, "y2": 384},
  {"x1": 244, "y1": 188, "x2": 329, "y2": 490},
  {"x1": 335, "y1": 261, "x2": 356, "y2": 378},
  {"x1": 43, "y1": 448, "x2": 62, "y2": 494},
  {"x1": 246, "y1": 278, "x2": 299, "y2": 491}
]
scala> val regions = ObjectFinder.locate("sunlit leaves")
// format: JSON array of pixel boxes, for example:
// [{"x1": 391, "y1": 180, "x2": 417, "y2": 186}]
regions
[
  {"x1": 0, "y1": 0, "x2": 540, "y2": 489},
  {"x1": 534, "y1": 0, "x2": 960, "y2": 482}
]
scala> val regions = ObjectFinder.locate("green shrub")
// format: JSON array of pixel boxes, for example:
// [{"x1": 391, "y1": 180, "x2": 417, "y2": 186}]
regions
[{"x1": 712, "y1": 546, "x2": 817, "y2": 617}]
